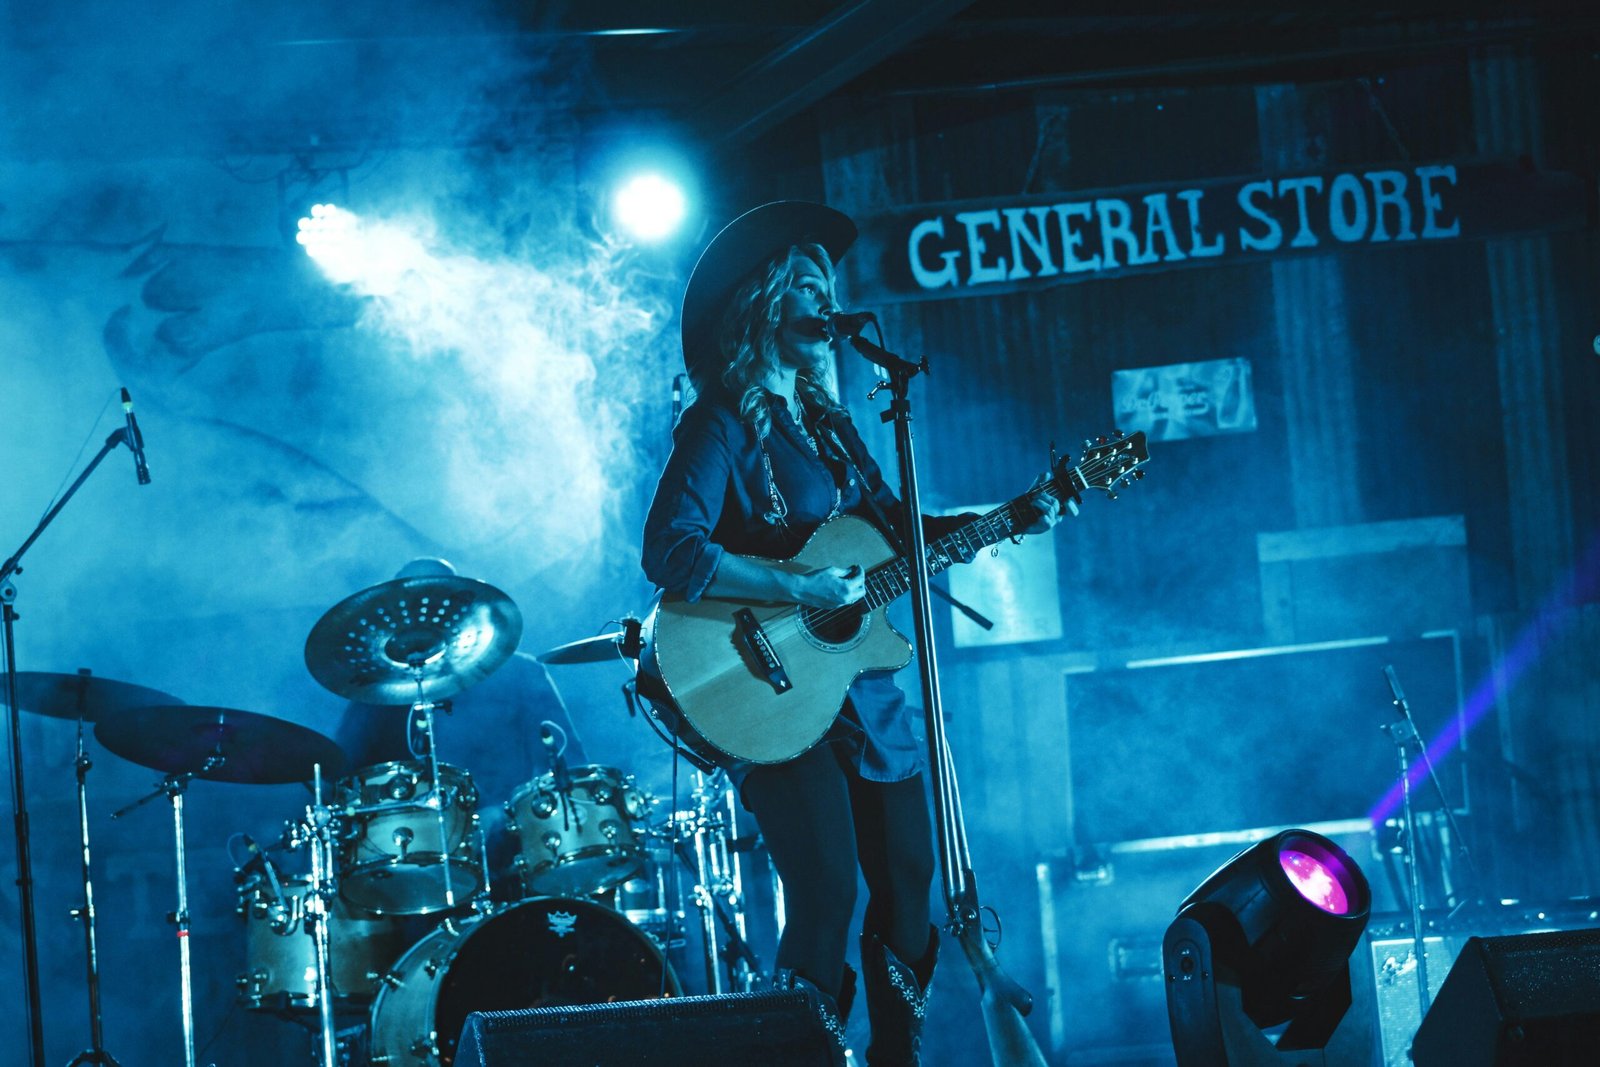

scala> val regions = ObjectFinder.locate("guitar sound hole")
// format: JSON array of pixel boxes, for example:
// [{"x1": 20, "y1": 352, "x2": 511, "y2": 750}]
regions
[{"x1": 798, "y1": 604, "x2": 867, "y2": 647}]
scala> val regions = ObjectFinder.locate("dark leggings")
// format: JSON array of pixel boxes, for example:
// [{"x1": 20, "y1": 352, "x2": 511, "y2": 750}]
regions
[{"x1": 740, "y1": 741, "x2": 935, "y2": 999}]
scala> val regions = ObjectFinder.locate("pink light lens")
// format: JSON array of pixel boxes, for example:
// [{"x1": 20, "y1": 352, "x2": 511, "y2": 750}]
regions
[{"x1": 1279, "y1": 848, "x2": 1351, "y2": 914}]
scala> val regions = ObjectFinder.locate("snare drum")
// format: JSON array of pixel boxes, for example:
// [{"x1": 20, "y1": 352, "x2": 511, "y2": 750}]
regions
[
  {"x1": 336, "y1": 761, "x2": 483, "y2": 915},
  {"x1": 235, "y1": 875, "x2": 404, "y2": 1013},
  {"x1": 504, "y1": 765, "x2": 647, "y2": 897},
  {"x1": 369, "y1": 896, "x2": 679, "y2": 1066}
]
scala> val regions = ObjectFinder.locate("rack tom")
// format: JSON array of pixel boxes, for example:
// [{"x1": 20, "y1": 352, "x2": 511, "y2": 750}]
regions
[
  {"x1": 504, "y1": 765, "x2": 647, "y2": 897},
  {"x1": 336, "y1": 761, "x2": 483, "y2": 915}
]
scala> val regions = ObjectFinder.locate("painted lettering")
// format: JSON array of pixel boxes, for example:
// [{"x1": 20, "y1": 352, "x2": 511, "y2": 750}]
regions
[
  {"x1": 1364, "y1": 170, "x2": 1416, "y2": 242},
  {"x1": 1237, "y1": 181, "x2": 1282, "y2": 251},
  {"x1": 1277, "y1": 176, "x2": 1324, "y2": 248},
  {"x1": 1415, "y1": 165, "x2": 1461, "y2": 238},
  {"x1": 1096, "y1": 198, "x2": 1141, "y2": 269},
  {"x1": 1141, "y1": 193, "x2": 1186, "y2": 263},
  {"x1": 955, "y1": 209, "x2": 1008, "y2": 285},
  {"x1": 1052, "y1": 202, "x2": 1101, "y2": 273},
  {"x1": 1328, "y1": 172, "x2": 1368, "y2": 242},
  {"x1": 1002, "y1": 205, "x2": 1060, "y2": 280},
  {"x1": 908, "y1": 217, "x2": 960, "y2": 289},
  {"x1": 1178, "y1": 189, "x2": 1225, "y2": 257}
]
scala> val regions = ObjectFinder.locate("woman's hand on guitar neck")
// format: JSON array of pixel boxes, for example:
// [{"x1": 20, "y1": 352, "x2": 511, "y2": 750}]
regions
[{"x1": 1020, "y1": 472, "x2": 1066, "y2": 535}]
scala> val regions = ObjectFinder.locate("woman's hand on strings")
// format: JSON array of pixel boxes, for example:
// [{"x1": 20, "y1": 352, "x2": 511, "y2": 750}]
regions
[{"x1": 791, "y1": 564, "x2": 865, "y2": 608}]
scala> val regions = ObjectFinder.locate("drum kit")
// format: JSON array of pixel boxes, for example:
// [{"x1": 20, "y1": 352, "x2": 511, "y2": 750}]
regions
[{"x1": 16, "y1": 574, "x2": 774, "y2": 1067}]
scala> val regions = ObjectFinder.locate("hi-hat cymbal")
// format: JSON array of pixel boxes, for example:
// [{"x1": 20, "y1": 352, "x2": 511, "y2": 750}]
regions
[
  {"x1": 304, "y1": 575, "x2": 523, "y2": 704},
  {"x1": 11, "y1": 672, "x2": 182, "y2": 722},
  {"x1": 94, "y1": 706, "x2": 346, "y2": 785},
  {"x1": 536, "y1": 616, "x2": 647, "y2": 666},
  {"x1": 536, "y1": 632, "x2": 628, "y2": 665}
]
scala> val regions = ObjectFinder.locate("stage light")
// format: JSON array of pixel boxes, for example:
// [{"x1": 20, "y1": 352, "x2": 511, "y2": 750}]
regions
[
  {"x1": 611, "y1": 172, "x2": 688, "y2": 242},
  {"x1": 1164, "y1": 829, "x2": 1376, "y2": 1065},
  {"x1": 295, "y1": 203, "x2": 356, "y2": 260}
]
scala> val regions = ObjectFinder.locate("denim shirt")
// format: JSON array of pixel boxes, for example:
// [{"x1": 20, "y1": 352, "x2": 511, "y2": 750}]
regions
[{"x1": 641, "y1": 389, "x2": 931, "y2": 783}]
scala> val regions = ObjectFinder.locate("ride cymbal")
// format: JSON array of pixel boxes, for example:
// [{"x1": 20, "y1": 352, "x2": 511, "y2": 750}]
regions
[{"x1": 95, "y1": 705, "x2": 346, "y2": 785}]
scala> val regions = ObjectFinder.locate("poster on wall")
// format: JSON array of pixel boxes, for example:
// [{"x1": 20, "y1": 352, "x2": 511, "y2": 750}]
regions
[
  {"x1": 1111, "y1": 357, "x2": 1256, "y2": 441},
  {"x1": 946, "y1": 505, "x2": 1064, "y2": 648}
]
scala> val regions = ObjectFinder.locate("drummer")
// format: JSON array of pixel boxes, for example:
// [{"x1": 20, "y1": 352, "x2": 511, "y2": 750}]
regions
[{"x1": 334, "y1": 556, "x2": 589, "y2": 896}]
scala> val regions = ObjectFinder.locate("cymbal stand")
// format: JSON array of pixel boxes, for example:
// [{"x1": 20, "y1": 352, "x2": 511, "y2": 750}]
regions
[
  {"x1": 113, "y1": 768, "x2": 209, "y2": 1067},
  {"x1": 68, "y1": 699, "x2": 121, "y2": 1067},
  {"x1": 302, "y1": 763, "x2": 339, "y2": 1067},
  {"x1": 410, "y1": 674, "x2": 457, "y2": 912}
]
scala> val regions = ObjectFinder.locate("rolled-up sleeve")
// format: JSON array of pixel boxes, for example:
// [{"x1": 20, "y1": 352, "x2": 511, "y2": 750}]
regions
[{"x1": 642, "y1": 406, "x2": 734, "y2": 602}]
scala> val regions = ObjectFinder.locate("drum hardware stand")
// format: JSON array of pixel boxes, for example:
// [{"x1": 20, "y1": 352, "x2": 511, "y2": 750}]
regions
[
  {"x1": 114, "y1": 765, "x2": 214, "y2": 1067},
  {"x1": 67, "y1": 679, "x2": 123, "y2": 1067},
  {"x1": 298, "y1": 762, "x2": 340, "y2": 1067},
  {"x1": 409, "y1": 674, "x2": 458, "y2": 912},
  {"x1": 3, "y1": 417, "x2": 146, "y2": 1067},
  {"x1": 845, "y1": 326, "x2": 1048, "y2": 1065},
  {"x1": 673, "y1": 770, "x2": 760, "y2": 994}
]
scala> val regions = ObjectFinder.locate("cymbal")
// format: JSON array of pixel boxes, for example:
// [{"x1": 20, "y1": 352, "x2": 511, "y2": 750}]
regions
[
  {"x1": 536, "y1": 616, "x2": 648, "y2": 666},
  {"x1": 94, "y1": 705, "x2": 346, "y2": 785},
  {"x1": 536, "y1": 632, "x2": 628, "y2": 665},
  {"x1": 304, "y1": 575, "x2": 523, "y2": 704},
  {"x1": 10, "y1": 672, "x2": 182, "y2": 722}
]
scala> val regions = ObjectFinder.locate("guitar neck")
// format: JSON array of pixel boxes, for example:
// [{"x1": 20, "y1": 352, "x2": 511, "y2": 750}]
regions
[{"x1": 862, "y1": 488, "x2": 1069, "y2": 612}]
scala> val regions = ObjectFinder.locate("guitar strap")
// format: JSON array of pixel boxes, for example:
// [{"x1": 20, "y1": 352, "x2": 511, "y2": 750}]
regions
[{"x1": 813, "y1": 408, "x2": 913, "y2": 558}]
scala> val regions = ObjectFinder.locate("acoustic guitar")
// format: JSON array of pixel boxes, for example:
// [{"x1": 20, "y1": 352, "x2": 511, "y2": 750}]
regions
[{"x1": 648, "y1": 431, "x2": 1149, "y2": 764}]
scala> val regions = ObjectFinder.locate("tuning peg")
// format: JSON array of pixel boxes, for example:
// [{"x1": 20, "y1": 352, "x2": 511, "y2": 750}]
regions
[
  {"x1": 1082, "y1": 438, "x2": 1093, "y2": 451},
  {"x1": 1113, "y1": 428, "x2": 1124, "y2": 438},
  {"x1": 1106, "y1": 489, "x2": 1119, "y2": 500},
  {"x1": 1134, "y1": 470, "x2": 1145, "y2": 480}
]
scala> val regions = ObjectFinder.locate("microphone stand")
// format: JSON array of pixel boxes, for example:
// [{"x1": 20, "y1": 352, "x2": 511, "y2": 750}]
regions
[
  {"x1": 1, "y1": 425, "x2": 140, "y2": 1067},
  {"x1": 844, "y1": 331, "x2": 1046, "y2": 1066},
  {"x1": 1381, "y1": 665, "x2": 1482, "y2": 1021}
]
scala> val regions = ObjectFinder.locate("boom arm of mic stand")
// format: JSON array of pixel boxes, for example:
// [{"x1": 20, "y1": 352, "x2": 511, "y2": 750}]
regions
[
  {"x1": 1384, "y1": 665, "x2": 1481, "y2": 896},
  {"x1": 2, "y1": 425, "x2": 130, "y2": 1067}
]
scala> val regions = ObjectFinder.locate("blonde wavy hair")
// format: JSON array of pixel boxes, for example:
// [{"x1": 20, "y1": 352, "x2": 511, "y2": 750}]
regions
[{"x1": 715, "y1": 243, "x2": 846, "y2": 439}]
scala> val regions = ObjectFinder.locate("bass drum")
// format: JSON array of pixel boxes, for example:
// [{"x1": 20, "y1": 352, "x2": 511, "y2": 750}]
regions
[{"x1": 368, "y1": 897, "x2": 680, "y2": 1066}]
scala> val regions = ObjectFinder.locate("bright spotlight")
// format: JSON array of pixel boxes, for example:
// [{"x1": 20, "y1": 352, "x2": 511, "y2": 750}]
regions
[
  {"x1": 293, "y1": 204, "x2": 424, "y2": 294},
  {"x1": 612, "y1": 173, "x2": 688, "y2": 242},
  {"x1": 295, "y1": 203, "x2": 356, "y2": 261},
  {"x1": 1164, "y1": 829, "x2": 1375, "y2": 1065}
]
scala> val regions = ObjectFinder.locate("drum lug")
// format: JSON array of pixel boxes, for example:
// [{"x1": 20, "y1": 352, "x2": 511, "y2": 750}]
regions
[{"x1": 377, "y1": 969, "x2": 403, "y2": 990}]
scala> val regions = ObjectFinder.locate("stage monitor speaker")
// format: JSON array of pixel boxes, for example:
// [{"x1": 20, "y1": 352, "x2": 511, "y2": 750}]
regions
[
  {"x1": 456, "y1": 989, "x2": 844, "y2": 1067},
  {"x1": 1410, "y1": 928, "x2": 1600, "y2": 1066}
]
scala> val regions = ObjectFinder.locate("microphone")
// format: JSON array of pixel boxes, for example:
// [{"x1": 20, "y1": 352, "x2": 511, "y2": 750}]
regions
[
  {"x1": 120, "y1": 387, "x2": 151, "y2": 485},
  {"x1": 540, "y1": 724, "x2": 571, "y2": 793},
  {"x1": 1383, "y1": 664, "x2": 1413, "y2": 721},
  {"x1": 822, "y1": 309, "x2": 877, "y2": 341}
]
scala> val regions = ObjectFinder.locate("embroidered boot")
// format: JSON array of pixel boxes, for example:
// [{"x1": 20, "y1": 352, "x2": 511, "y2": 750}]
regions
[
  {"x1": 773, "y1": 964, "x2": 856, "y2": 1051},
  {"x1": 861, "y1": 927, "x2": 939, "y2": 1066}
]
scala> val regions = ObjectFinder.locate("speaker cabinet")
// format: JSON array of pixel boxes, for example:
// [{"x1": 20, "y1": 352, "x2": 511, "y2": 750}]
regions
[
  {"x1": 1411, "y1": 928, "x2": 1600, "y2": 1066},
  {"x1": 455, "y1": 989, "x2": 844, "y2": 1066}
]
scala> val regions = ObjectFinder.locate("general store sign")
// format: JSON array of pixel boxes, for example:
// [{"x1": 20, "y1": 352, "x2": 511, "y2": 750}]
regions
[{"x1": 845, "y1": 161, "x2": 1589, "y2": 304}]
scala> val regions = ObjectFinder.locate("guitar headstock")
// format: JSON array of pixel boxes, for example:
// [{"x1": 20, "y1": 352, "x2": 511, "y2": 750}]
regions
[{"x1": 1054, "y1": 430, "x2": 1149, "y2": 500}]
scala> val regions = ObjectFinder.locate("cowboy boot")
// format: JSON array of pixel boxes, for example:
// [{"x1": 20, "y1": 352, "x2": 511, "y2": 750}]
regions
[
  {"x1": 861, "y1": 927, "x2": 939, "y2": 1066},
  {"x1": 773, "y1": 963, "x2": 856, "y2": 1052}
]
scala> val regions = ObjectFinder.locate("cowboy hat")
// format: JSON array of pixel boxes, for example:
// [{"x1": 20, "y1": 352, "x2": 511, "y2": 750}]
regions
[{"x1": 680, "y1": 200, "x2": 856, "y2": 386}]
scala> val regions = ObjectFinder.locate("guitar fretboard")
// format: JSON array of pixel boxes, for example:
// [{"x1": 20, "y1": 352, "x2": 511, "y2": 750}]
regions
[{"x1": 862, "y1": 494, "x2": 1053, "y2": 611}]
